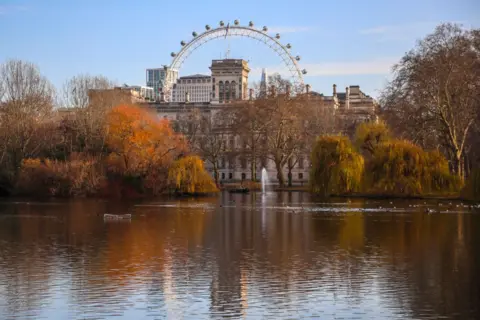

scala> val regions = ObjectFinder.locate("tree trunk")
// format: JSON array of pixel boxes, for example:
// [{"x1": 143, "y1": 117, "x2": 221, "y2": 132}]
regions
[
  {"x1": 287, "y1": 169, "x2": 292, "y2": 187},
  {"x1": 454, "y1": 152, "x2": 464, "y2": 182},
  {"x1": 275, "y1": 160, "x2": 285, "y2": 187},
  {"x1": 250, "y1": 154, "x2": 256, "y2": 182},
  {"x1": 213, "y1": 162, "x2": 219, "y2": 186}
]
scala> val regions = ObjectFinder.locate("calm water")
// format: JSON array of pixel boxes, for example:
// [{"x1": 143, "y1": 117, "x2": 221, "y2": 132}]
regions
[{"x1": 0, "y1": 192, "x2": 479, "y2": 319}]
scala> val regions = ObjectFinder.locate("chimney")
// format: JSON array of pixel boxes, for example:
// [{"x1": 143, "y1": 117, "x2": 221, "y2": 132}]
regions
[
  {"x1": 305, "y1": 84, "x2": 311, "y2": 94},
  {"x1": 333, "y1": 84, "x2": 337, "y2": 96},
  {"x1": 249, "y1": 88, "x2": 254, "y2": 100},
  {"x1": 185, "y1": 91, "x2": 190, "y2": 103},
  {"x1": 345, "y1": 87, "x2": 350, "y2": 110}
]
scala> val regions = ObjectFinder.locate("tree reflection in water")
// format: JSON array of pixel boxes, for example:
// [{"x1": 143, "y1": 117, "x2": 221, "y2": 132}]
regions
[{"x1": 0, "y1": 194, "x2": 479, "y2": 319}]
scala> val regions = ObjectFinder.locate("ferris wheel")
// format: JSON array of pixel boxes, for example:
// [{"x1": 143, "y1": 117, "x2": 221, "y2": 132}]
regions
[{"x1": 163, "y1": 20, "x2": 307, "y2": 100}]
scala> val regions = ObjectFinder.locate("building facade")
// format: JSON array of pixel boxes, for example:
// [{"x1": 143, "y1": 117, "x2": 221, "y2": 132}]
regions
[
  {"x1": 115, "y1": 85, "x2": 154, "y2": 101},
  {"x1": 146, "y1": 67, "x2": 178, "y2": 101},
  {"x1": 171, "y1": 74, "x2": 212, "y2": 103},
  {"x1": 210, "y1": 59, "x2": 250, "y2": 103}
]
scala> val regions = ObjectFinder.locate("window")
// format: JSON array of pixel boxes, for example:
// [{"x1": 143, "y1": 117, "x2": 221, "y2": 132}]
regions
[
  {"x1": 221, "y1": 172, "x2": 225, "y2": 180},
  {"x1": 225, "y1": 81, "x2": 230, "y2": 101},
  {"x1": 221, "y1": 157, "x2": 226, "y2": 168},
  {"x1": 299, "y1": 173, "x2": 304, "y2": 179},
  {"x1": 298, "y1": 157, "x2": 304, "y2": 169},
  {"x1": 229, "y1": 173, "x2": 233, "y2": 179},
  {"x1": 231, "y1": 81, "x2": 236, "y2": 100},
  {"x1": 241, "y1": 173, "x2": 246, "y2": 180},
  {"x1": 219, "y1": 81, "x2": 224, "y2": 102},
  {"x1": 240, "y1": 157, "x2": 247, "y2": 169}
]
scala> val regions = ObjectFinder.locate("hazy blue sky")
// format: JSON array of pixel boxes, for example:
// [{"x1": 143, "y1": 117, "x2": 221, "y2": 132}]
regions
[{"x1": 1, "y1": 0, "x2": 478, "y2": 97}]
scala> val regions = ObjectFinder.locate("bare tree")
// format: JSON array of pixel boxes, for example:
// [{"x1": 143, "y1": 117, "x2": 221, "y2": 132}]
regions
[
  {"x1": 382, "y1": 23, "x2": 480, "y2": 178},
  {"x1": 177, "y1": 108, "x2": 229, "y2": 185},
  {"x1": 0, "y1": 59, "x2": 55, "y2": 182},
  {"x1": 62, "y1": 74, "x2": 113, "y2": 109}
]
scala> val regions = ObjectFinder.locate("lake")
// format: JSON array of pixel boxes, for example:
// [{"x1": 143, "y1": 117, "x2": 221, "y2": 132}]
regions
[{"x1": 0, "y1": 192, "x2": 479, "y2": 319}]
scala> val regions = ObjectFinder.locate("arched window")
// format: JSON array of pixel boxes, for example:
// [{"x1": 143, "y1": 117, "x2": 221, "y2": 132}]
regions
[
  {"x1": 219, "y1": 81, "x2": 224, "y2": 102},
  {"x1": 225, "y1": 81, "x2": 230, "y2": 101},
  {"x1": 231, "y1": 81, "x2": 236, "y2": 100}
]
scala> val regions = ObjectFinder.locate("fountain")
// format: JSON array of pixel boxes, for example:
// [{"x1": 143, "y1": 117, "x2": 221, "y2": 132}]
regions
[{"x1": 261, "y1": 168, "x2": 270, "y2": 194}]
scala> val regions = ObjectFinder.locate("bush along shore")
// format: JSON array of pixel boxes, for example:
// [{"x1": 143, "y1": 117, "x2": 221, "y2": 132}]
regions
[{"x1": 309, "y1": 122, "x2": 479, "y2": 202}]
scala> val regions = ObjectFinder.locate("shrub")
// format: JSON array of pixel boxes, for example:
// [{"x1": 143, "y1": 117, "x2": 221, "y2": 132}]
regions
[
  {"x1": 168, "y1": 156, "x2": 218, "y2": 194},
  {"x1": 16, "y1": 156, "x2": 105, "y2": 197},
  {"x1": 310, "y1": 136, "x2": 364, "y2": 197}
]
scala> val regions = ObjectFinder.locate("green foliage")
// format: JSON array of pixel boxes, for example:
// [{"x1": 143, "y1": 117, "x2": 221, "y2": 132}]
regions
[
  {"x1": 168, "y1": 156, "x2": 219, "y2": 194},
  {"x1": 367, "y1": 140, "x2": 461, "y2": 196},
  {"x1": 354, "y1": 121, "x2": 390, "y2": 156},
  {"x1": 462, "y1": 168, "x2": 480, "y2": 201},
  {"x1": 310, "y1": 136, "x2": 364, "y2": 197}
]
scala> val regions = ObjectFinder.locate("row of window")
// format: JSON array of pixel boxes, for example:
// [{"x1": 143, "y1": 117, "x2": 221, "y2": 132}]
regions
[
  {"x1": 216, "y1": 157, "x2": 305, "y2": 169},
  {"x1": 220, "y1": 172, "x2": 305, "y2": 180},
  {"x1": 178, "y1": 79, "x2": 211, "y2": 84},
  {"x1": 218, "y1": 81, "x2": 239, "y2": 101}
]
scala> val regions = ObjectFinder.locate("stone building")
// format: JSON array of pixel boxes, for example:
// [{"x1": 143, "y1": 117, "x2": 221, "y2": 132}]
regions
[
  {"x1": 171, "y1": 74, "x2": 212, "y2": 103},
  {"x1": 135, "y1": 60, "x2": 377, "y2": 185},
  {"x1": 210, "y1": 59, "x2": 250, "y2": 103}
]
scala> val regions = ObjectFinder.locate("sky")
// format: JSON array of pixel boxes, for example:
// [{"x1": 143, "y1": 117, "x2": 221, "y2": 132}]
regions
[{"x1": 1, "y1": 0, "x2": 479, "y2": 98}]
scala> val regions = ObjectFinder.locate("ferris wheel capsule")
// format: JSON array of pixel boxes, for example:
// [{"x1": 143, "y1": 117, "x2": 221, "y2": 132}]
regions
[
  {"x1": 234, "y1": 19, "x2": 239, "y2": 25},
  {"x1": 302, "y1": 69, "x2": 307, "y2": 74},
  {"x1": 286, "y1": 43, "x2": 292, "y2": 49},
  {"x1": 249, "y1": 21, "x2": 254, "y2": 27},
  {"x1": 219, "y1": 21, "x2": 225, "y2": 27},
  {"x1": 171, "y1": 52, "x2": 176, "y2": 57},
  {"x1": 192, "y1": 31, "x2": 198, "y2": 37},
  {"x1": 262, "y1": 26, "x2": 268, "y2": 32},
  {"x1": 180, "y1": 40, "x2": 186, "y2": 46},
  {"x1": 275, "y1": 33, "x2": 280, "y2": 39},
  {"x1": 205, "y1": 25, "x2": 211, "y2": 30},
  {"x1": 296, "y1": 55, "x2": 301, "y2": 61}
]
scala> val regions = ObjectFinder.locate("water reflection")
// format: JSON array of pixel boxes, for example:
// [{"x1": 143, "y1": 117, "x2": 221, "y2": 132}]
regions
[{"x1": 0, "y1": 194, "x2": 479, "y2": 319}]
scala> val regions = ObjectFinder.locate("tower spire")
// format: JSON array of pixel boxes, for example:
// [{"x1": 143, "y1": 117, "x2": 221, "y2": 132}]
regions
[{"x1": 260, "y1": 68, "x2": 268, "y2": 98}]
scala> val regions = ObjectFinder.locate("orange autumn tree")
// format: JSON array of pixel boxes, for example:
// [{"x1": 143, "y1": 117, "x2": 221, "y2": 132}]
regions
[{"x1": 106, "y1": 104, "x2": 187, "y2": 194}]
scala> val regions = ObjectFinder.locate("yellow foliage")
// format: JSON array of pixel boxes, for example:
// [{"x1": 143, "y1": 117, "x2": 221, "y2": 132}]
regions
[
  {"x1": 367, "y1": 140, "x2": 461, "y2": 195},
  {"x1": 168, "y1": 156, "x2": 218, "y2": 194},
  {"x1": 354, "y1": 121, "x2": 390, "y2": 156},
  {"x1": 310, "y1": 136, "x2": 364, "y2": 196}
]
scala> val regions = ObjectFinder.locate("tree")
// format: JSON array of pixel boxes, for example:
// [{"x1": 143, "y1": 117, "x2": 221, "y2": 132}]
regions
[
  {"x1": 176, "y1": 108, "x2": 229, "y2": 186},
  {"x1": 382, "y1": 23, "x2": 480, "y2": 179},
  {"x1": 105, "y1": 104, "x2": 187, "y2": 193},
  {"x1": 0, "y1": 59, "x2": 55, "y2": 184},
  {"x1": 354, "y1": 121, "x2": 390, "y2": 156},
  {"x1": 367, "y1": 139, "x2": 461, "y2": 196},
  {"x1": 62, "y1": 74, "x2": 113, "y2": 109},
  {"x1": 168, "y1": 155, "x2": 218, "y2": 194},
  {"x1": 310, "y1": 136, "x2": 364, "y2": 197},
  {"x1": 59, "y1": 75, "x2": 121, "y2": 156}
]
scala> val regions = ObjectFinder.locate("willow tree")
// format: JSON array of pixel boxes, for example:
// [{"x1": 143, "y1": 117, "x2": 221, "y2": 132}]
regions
[
  {"x1": 354, "y1": 121, "x2": 390, "y2": 157},
  {"x1": 168, "y1": 155, "x2": 218, "y2": 194},
  {"x1": 382, "y1": 23, "x2": 480, "y2": 179},
  {"x1": 310, "y1": 136, "x2": 364, "y2": 197},
  {"x1": 367, "y1": 140, "x2": 461, "y2": 196}
]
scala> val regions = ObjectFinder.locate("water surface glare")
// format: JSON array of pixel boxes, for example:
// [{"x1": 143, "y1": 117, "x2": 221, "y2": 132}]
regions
[{"x1": 0, "y1": 192, "x2": 479, "y2": 319}]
